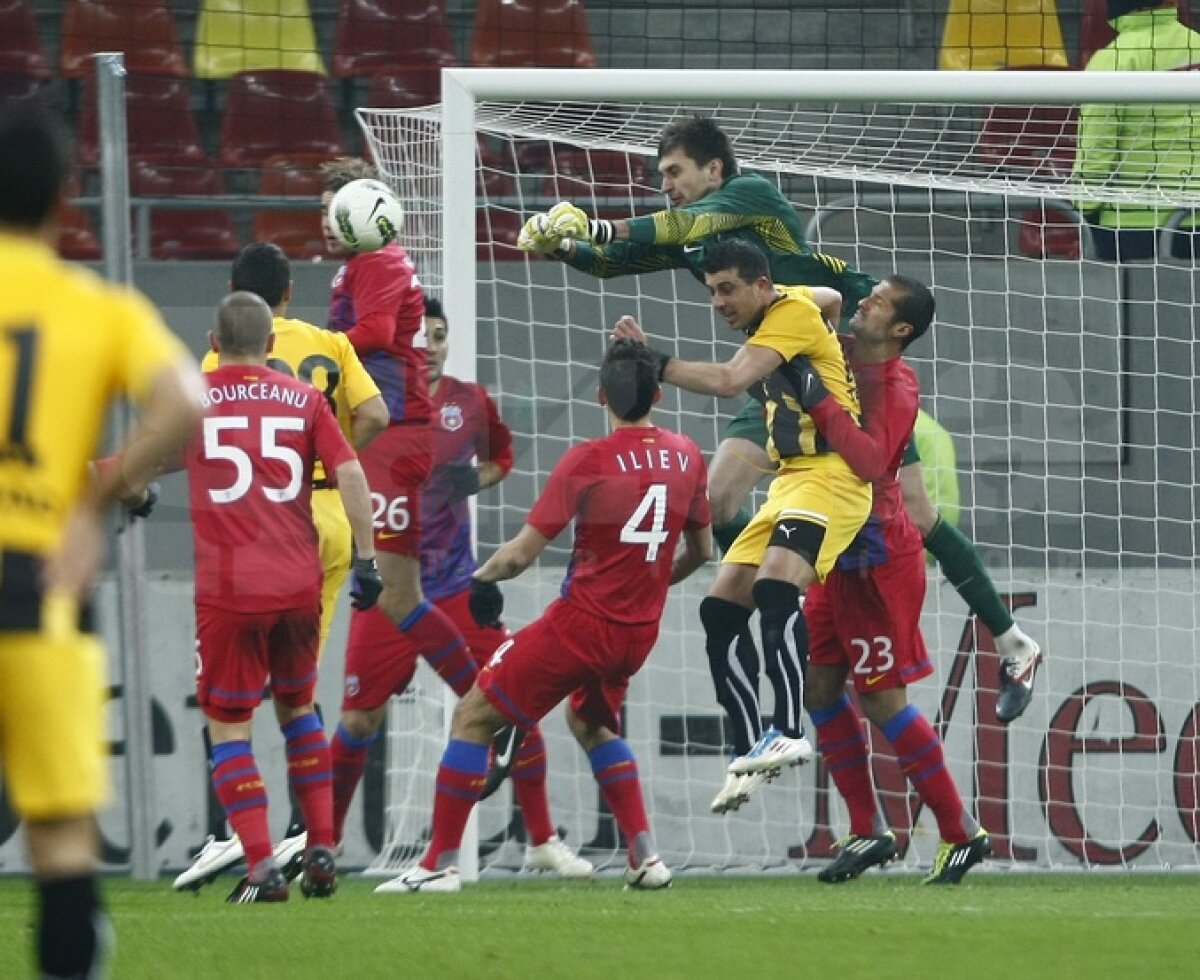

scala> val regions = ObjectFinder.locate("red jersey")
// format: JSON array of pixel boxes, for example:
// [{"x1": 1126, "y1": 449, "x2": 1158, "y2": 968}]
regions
[
  {"x1": 326, "y1": 243, "x2": 428, "y2": 424},
  {"x1": 187, "y1": 364, "x2": 356, "y2": 611},
  {"x1": 829, "y1": 344, "x2": 923, "y2": 571},
  {"x1": 422, "y1": 376, "x2": 514, "y2": 601},
  {"x1": 526, "y1": 425, "x2": 710, "y2": 626}
]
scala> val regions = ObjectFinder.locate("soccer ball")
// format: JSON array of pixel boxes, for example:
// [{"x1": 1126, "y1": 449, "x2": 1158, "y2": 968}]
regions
[{"x1": 327, "y1": 178, "x2": 405, "y2": 252}]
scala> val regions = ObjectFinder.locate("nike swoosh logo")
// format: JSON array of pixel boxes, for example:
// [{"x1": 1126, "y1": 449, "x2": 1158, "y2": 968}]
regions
[
  {"x1": 378, "y1": 530, "x2": 403, "y2": 540},
  {"x1": 493, "y1": 729, "x2": 519, "y2": 768},
  {"x1": 683, "y1": 245, "x2": 703, "y2": 253},
  {"x1": 367, "y1": 198, "x2": 385, "y2": 222},
  {"x1": 864, "y1": 674, "x2": 886, "y2": 686}
]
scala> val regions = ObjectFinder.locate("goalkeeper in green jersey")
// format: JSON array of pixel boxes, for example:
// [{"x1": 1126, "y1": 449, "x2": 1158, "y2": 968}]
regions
[{"x1": 519, "y1": 115, "x2": 1042, "y2": 726}]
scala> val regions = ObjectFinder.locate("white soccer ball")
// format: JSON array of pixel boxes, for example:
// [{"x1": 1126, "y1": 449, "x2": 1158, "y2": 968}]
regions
[{"x1": 327, "y1": 178, "x2": 405, "y2": 252}]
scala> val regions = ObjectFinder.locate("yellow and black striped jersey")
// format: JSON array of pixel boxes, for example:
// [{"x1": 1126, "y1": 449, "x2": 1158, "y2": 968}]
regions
[
  {"x1": 745, "y1": 285, "x2": 861, "y2": 470},
  {"x1": 0, "y1": 234, "x2": 187, "y2": 555}
]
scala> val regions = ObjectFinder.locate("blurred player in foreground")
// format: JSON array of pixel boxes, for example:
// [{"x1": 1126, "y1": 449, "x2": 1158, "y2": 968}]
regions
[
  {"x1": 374, "y1": 341, "x2": 712, "y2": 893},
  {"x1": 0, "y1": 104, "x2": 205, "y2": 976},
  {"x1": 795, "y1": 275, "x2": 991, "y2": 884}
]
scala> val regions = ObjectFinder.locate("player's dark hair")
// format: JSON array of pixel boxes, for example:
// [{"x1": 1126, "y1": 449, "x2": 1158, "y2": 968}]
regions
[
  {"x1": 320, "y1": 156, "x2": 378, "y2": 194},
  {"x1": 231, "y1": 242, "x2": 290, "y2": 309},
  {"x1": 703, "y1": 239, "x2": 771, "y2": 284},
  {"x1": 885, "y1": 274, "x2": 935, "y2": 349},
  {"x1": 424, "y1": 296, "x2": 446, "y2": 323},
  {"x1": 216, "y1": 291, "x2": 274, "y2": 356},
  {"x1": 0, "y1": 104, "x2": 70, "y2": 230},
  {"x1": 600, "y1": 341, "x2": 659, "y2": 422},
  {"x1": 657, "y1": 115, "x2": 739, "y2": 179}
]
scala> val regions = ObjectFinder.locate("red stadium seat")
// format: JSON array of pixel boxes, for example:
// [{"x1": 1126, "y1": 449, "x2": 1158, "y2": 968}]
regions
[
  {"x1": 217, "y1": 70, "x2": 345, "y2": 170},
  {"x1": 542, "y1": 149, "x2": 658, "y2": 202},
  {"x1": 0, "y1": 0, "x2": 49, "y2": 79},
  {"x1": 252, "y1": 153, "x2": 330, "y2": 259},
  {"x1": 365, "y1": 65, "x2": 445, "y2": 109},
  {"x1": 60, "y1": 0, "x2": 187, "y2": 80},
  {"x1": 130, "y1": 157, "x2": 241, "y2": 260},
  {"x1": 974, "y1": 68, "x2": 1078, "y2": 182},
  {"x1": 469, "y1": 0, "x2": 597, "y2": 69},
  {"x1": 477, "y1": 208, "x2": 523, "y2": 262},
  {"x1": 57, "y1": 204, "x2": 102, "y2": 261},
  {"x1": 0, "y1": 70, "x2": 44, "y2": 109},
  {"x1": 1016, "y1": 208, "x2": 1081, "y2": 260},
  {"x1": 75, "y1": 73, "x2": 207, "y2": 167},
  {"x1": 334, "y1": 0, "x2": 458, "y2": 79}
]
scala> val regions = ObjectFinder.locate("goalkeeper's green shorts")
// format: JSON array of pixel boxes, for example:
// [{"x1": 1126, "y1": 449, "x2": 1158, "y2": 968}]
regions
[
  {"x1": 722, "y1": 399, "x2": 769, "y2": 447},
  {"x1": 902, "y1": 438, "x2": 920, "y2": 466}
]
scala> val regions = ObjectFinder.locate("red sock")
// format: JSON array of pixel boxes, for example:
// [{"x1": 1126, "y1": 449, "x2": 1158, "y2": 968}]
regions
[
  {"x1": 423, "y1": 739, "x2": 488, "y2": 871},
  {"x1": 330, "y1": 724, "x2": 375, "y2": 845},
  {"x1": 210, "y1": 740, "x2": 272, "y2": 867},
  {"x1": 587, "y1": 739, "x2": 650, "y2": 861},
  {"x1": 510, "y1": 727, "x2": 554, "y2": 846},
  {"x1": 400, "y1": 601, "x2": 476, "y2": 696},
  {"x1": 812, "y1": 695, "x2": 885, "y2": 837},
  {"x1": 881, "y1": 704, "x2": 972, "y2": 844},
  {"x1": 282, "y1": 714, "x2": 333, "y2": 849}
]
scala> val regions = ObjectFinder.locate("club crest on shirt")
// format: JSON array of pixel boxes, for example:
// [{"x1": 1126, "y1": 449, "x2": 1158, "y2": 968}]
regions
[
  {"x1": 344, "y1": 674, "x2": 360, "y2": 698},
  {"x1": 440, "y1": 403, "x2": 464, "y2": 432}
]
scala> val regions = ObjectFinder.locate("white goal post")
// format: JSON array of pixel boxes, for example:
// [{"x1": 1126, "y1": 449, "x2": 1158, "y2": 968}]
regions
[{"x1": 357, "y1": 69, "x2": 1200, "y2": 879}]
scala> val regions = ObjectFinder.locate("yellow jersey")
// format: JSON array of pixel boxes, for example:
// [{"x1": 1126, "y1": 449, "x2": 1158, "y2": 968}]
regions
[
  {"x1": 745, "y1": 284, "x2": 861, "y2": 471},
  {"x1": 0, "y1": 234, "x2": 187, "y2": 555},
  {"x1": 202, "y1": 315, "x2": 380, "y2": 480}
]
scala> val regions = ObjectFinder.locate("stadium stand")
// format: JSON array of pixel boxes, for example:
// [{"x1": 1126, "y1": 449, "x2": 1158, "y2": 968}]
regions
[
  {"x1": 332, "y1": 0, "x2": 458, "y2": 79},
  {"x1": 0, "y1": 0, "x2": 49, "y2": 79},
  {"x1": 217, "y1": 69, "x2": 344, "y2": 169},
  {"x1": 251, "y1": 152, "x2": 330, "y2": 259},
  {"x1": 468, "y1": 0, "x2": 598, "y2": 69},
  {"x1": 76, "y1": 72, "x2": 207, "y2": 167},
  {"x1": 60, "y1": 0, "x2": 187, "y2": 80},
  {"x1": 129, "y1": 157, "x2": 241, "y2": 260}
]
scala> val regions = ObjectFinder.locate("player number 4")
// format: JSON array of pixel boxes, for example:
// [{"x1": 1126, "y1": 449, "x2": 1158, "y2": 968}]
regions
[{"x1": 621, "y1": 483, "x2": 670, "y2": 562}]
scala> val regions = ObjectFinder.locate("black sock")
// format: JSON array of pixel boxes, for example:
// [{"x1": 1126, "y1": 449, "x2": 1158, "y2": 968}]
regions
[
  {"x1": 752, "y1": 578, "x2": 807, "y2": 738},
  {"x1": 37, "y1": 875, "x2": 109, "y2": 979}
]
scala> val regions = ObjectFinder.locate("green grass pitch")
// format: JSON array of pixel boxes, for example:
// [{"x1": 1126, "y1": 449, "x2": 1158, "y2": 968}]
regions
[{"x1": 1, "y1": 873, "x2": 1196, "y2": 978}]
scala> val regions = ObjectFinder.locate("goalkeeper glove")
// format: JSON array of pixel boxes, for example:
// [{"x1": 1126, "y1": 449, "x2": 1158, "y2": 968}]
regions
[
  {"x1": 350, "y1": 556, "x2": 384, "y2": 611},
  {"x1": 468, "y1": 578, "x2": 504, "y2": 629},
  {"x1": 126, "y1": 482, "x2": 159, "y2": 520},
  {"x1": 518, "y1": 213, "x2": 565, "y2": 254},
  {"x1": 547, "y1": 201, "x2": 615, "y2": 245},
  {"x1": 444, "y1": 462, "x2": 482, "y2": 501}
]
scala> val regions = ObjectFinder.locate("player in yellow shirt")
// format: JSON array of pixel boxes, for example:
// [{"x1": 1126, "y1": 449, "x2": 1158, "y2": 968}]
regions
[
  {"x1": 174, "y1": 243, "x2": 388, "y2": 891},
  {"x1": 612, "y1": 238, "x2": 871, "y2": 811},
  {"x1": 0, "y1": 104, "x2": 206, "y2": 978}
]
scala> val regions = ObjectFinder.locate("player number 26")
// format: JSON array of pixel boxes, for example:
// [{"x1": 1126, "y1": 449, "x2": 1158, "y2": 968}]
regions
[{"x1": 371, "y1": 492, "x2": 410, "y2": 533}]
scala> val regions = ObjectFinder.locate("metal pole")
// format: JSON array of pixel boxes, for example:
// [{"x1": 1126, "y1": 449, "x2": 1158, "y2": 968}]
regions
[{"x1": 97, "y1": 52, "x2": 156, "y2": 882}]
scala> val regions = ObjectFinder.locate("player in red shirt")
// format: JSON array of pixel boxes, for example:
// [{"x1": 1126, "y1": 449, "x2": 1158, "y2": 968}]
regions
[
  {"x1": 183, "y1": 292, "x2": 382, "y2": 902},
  {"x1": 320, "y1": 159, "x2": 478, "y2": 764},
  {"x1": 328, "y1": 298, "x2": 593, "y2": 876},
  {"x1": 797, "y1": 275, "x2": 991, "y2": 885},
  {"x1": 373, "y1": 341, "x2": 713, "y2": 893}
]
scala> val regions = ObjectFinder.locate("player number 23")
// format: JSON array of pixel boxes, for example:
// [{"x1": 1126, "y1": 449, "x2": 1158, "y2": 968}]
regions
[
  {"x1": 851, "y1": 635, "x2": 895, "y2": 676},
  {"x1": 203, "y1": 416, "x2": 305, "y2": 504},
  {"x1": 620, "y1": 483, "x2": 670, "y2": 562}
]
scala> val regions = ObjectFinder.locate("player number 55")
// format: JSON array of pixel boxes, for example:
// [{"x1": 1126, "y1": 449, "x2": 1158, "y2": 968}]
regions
[{"x1": 203, "y1": 416, "x2": 304, "y2": 504}]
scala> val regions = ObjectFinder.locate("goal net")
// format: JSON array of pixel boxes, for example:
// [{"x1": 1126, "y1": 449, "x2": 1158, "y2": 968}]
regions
[{"x1": 358, "y1": 69, "x2": 1200, "y2": 877}]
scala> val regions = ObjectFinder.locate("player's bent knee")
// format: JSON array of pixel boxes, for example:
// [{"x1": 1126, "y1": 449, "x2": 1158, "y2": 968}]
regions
[{"x1": 450, "y1": 684, "x2": 506, "y2": 741}]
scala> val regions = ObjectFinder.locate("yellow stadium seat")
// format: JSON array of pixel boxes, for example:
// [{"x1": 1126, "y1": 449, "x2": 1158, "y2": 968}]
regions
[
  {"x1": 193, "y1": 0, "x2": 325, "y2": 81},
  {"x1": 939, "y1": 0, "x2": 1069, "y2": 71}
]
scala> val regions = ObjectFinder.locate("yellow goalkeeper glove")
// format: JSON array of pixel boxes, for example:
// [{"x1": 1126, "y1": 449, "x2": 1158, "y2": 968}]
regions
[
  {"x1": 517, "y1": 213, "x2": 563, "y2": 254},
  {"x1": 547, "y1": 201, "x2": 615, "y2": 245}
]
